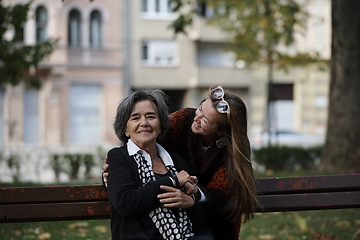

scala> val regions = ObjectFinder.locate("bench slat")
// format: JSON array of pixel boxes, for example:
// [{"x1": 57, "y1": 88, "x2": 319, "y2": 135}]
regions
[
  {"x1": 0, "y1": 202, "x2": 110, "y2": 223},
  {"x1": 0, "y1": 185, "x2": 107, "y2": 204},
  {"x1": 1, "y1": 174, "x2": 359, "y2": 223},
  {"x1": 1, "y1": 191, "x2": 359, "y2": 223},
  {"x1": 256, "y1": 191, "x2": 360, "y2": 212},
  {"x1": 256, "y1": 174, "x2": 360, "y2": 195}
]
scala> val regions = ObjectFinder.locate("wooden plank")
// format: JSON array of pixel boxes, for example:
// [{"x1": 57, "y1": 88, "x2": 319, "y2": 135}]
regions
[
  {"x1": 256, "y1": 174, "x2": 360, "y2": 195},
  {"x1": 0, "y1": 185, "x2": 108, "y2": 204},
  {"x1": 219, "y1": 191, "x2": 360, "y2": 213},
  {"x1": 2, "y1": 191, "x2": 359, "y2": 223},
  {"x1": 1, "y1": 174, "x2": 359, "y2": 204},
  {"x1": 0, "y1": 201, "x2": 110, "y2": 223},
  {"x1": 255, "y1": 191, "x2": 360, "y2": 212}
]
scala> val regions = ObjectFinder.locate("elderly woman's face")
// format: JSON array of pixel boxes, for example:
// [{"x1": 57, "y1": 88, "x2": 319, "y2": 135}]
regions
[{"x1": 125, "y1": 100, "x2": 161, "y2": 148}]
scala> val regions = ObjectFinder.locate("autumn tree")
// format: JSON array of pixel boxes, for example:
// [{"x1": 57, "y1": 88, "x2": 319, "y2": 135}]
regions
[
  {"x1": 0, "y1": 0, "x2": 56, "y2": 89},
  {"x1": 320, "y1": 0, "x2": 360, "y2": 173},
  {"x1": 170, "y1": 0, "x2": 326, "y2": 142}
]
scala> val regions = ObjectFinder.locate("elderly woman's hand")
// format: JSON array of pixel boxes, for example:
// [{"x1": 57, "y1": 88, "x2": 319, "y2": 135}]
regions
[{"x1": 158, "y1": 185, "x2": 195, "y2": 209}]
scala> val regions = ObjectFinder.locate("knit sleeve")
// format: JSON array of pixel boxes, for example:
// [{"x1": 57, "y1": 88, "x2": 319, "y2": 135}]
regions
[
  {"x1": 162, "y1": 108, "x2": 195, "y2": 153},
  {"x1": 206, "y1": 166, "x2": 229, "y2": 192},
  {"x1": 200, "y1": 166, "x2": 231, "y2": 211}
]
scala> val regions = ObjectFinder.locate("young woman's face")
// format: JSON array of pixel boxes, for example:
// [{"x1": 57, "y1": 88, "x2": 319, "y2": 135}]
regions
[
  {"x1": 191, "y1": 98, "x2": 221, "y2": 138},
  {"x1": 125, "y1": 100, "x2": 161, "y2": 148}
]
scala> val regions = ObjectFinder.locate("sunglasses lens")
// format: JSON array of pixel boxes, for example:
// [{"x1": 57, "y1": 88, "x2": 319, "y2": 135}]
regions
[
  {"x1": 213, "y1": 88, "x2": 224, "y2": 99},
  {"x1": 217, "y1": 101, "x2": 229, "y2": 113}
]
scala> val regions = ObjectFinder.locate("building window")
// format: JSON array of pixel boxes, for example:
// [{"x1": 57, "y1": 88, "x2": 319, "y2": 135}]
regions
[
  {"x1": 24, "y1": 89, "x2": 39, "y2": 144},
  {"x1": 141, "y1": 0, "x2": 175, "y2": 19},
  {"x1": 68, "y1": 9, "x2": 81, "y2": 47},
  {"x1": 70, "y1": 85, "x2": 101, "y2": 144},
  {"x1": 36, "y1": 6, "x2": 47, "y2": 43},
  {"x1": 142, "y1": 40, "x2": 177, "y2": 66},
  {"x1": 90, "y1": 10, "x2": 102, "y2": 48},
  {"x1": 198, "y1": 42, "x2": 235, "y2": 67}
]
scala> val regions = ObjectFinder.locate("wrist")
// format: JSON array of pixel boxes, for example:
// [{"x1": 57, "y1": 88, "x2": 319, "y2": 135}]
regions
[
  {"x1": 190, "y1": 193, "x2": 196, "y2": 205},
  {"x1": 193, "y1": 186, "x2": 201, "y2": 201},
  {"x1": 171, "y1": 175, "x2": 179, "y2": 188}
]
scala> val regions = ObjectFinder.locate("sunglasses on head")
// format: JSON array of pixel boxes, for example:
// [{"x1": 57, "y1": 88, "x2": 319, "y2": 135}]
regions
[{"x1": 212, "y1": 86, "x2": 230, "y2": 114}]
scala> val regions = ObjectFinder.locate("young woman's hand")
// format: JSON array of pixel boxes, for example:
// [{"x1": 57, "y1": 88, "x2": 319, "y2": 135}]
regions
[
  {"x1": 176, "y1": 170, "x2": 191, "y2": 187},
  {"x1": 102, "y1": 157, "x2": 109, "y2": 187},
  {"x1": 158, "y1": 185, "x2": 195, "y2": 208},
  {"x1": 182, "y1": 176, "x2": 198, "y2": 195}
]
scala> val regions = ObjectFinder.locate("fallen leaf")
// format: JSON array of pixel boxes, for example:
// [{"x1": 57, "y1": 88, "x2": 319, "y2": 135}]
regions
[
  {"x1": 13, "y1": 230, "x2": 22, "y2": 236},
  {"x1": 335, "y1": 221, "x2": 351, "y2": 228},
  {"x1": 351, "y1": 227, "x2": 360, "y2": 240},
  {"x1": 258, "y1": 234, "x2": 276, "y2": 240},
  {"x1": 38, "y1": 232, "x2": 51, "y2": 240},
  {"x1": 95, "y1": 225, "x2": 108, "y2": 233}
]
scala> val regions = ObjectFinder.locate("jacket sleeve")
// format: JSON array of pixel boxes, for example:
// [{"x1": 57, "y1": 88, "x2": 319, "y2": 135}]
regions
[
  {"x1": 201, "y1": 166, "x2": 231, "y2": 211},
  {"x1": 107, "y1": 148, "x2": 174, "y2": 218},
  {"x1": 162, "y1": 108, "x2": 195, "y2": 153}
]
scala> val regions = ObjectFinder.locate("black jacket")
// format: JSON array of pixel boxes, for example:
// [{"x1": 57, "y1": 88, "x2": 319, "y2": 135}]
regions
[{"x1": 107, "y1": 146, "x2": 206, "y2": 240}]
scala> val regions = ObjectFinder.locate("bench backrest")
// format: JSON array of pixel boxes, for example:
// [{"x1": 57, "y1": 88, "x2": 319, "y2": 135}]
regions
[{"x1": 1, "y1": 174, "x2": 359, "y2": 223}]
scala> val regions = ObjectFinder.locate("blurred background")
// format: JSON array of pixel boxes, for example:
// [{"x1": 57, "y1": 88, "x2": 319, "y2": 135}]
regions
[
  {"x1": 0, "y1": 0, "x2": 330, "y2": 184},
  {"x1": 1, "y1": 1, "x2": 359, "y2": 240}
]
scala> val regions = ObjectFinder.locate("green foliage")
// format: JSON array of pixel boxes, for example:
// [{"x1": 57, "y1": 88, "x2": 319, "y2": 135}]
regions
[
  {"x1": 6, "y1": 154, "x2": 20, "y2": 182},
  {"x1": 83, "y1": 154, "x2": 95, "y2": 179},
  {"x1": 51, "y1": 154, "x2": 62, "y2": 182},
  {"x1": 0, "y1": 0, "x2": 57, "y2": 89},
  {"x1": 52, "y1": 153, "x2": 97, "y2": 181},
  {"x1": 169, "y1": 0, "x2": 328, "y2": 69},
  {"x1": 63, "y1": 154, "x2": 82, "y2": 180},
  {"x1": 253, "y1": 145, "x2": 323, "y2": 171}
]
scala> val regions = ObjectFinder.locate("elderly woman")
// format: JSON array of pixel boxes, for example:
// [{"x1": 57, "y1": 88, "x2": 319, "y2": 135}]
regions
[{"x1": 107, "y1": 89, "x2": 212, "y2": 240}]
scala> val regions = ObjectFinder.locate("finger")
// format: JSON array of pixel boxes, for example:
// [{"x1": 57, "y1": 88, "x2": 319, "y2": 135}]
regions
[
  {"x1": 160, "y1": 185, "x2": 178, "y2": 192},
  {"x1": 190, "y1": 176, "x2": 198, "y2": 182},
  {"x1": 163, "y1": 202, "x2": 182, "y2": 208},
  {"x1": 103, "y1": 164, "x2": 109, "y2": 172},
  {"x1": 105, "y1": 157, "x2": 108, "y2": 164},
  {"x1": 157, "y1": 192, "x2": 174, "y2": 199}
]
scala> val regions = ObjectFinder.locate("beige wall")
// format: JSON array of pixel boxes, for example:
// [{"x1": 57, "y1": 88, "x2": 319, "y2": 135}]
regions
[{"x1": 2, "y1": 0, "x2": 123, "y2": 147}]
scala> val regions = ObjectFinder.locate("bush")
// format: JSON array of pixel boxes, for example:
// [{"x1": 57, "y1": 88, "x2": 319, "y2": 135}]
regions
[{"x1": 253, "y1": 145, "x2": 323, "y2": 171}]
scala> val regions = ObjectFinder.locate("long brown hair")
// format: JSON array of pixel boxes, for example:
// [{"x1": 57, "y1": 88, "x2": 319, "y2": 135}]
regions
[{"x1": 209, "y1": 88, "x2": 258, "y2": 222}]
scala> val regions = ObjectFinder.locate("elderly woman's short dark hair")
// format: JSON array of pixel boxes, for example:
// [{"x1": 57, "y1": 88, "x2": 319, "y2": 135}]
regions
[{"x1": 114, "y1": 89, "x2": 170, "y2": 143}]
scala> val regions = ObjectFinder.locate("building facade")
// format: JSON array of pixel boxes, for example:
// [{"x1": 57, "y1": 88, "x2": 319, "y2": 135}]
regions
[
  {"x1": 0, "y1": 0, "x2": 330, "y2": 182},
  {"x1": 1, "y1": 0, "x2": 123, "y2": 147}
]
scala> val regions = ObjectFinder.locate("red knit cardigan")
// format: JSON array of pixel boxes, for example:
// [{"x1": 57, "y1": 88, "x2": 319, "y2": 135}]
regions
[{"x1": 162, "y1": 108, "x2": 241, "y2": 240}]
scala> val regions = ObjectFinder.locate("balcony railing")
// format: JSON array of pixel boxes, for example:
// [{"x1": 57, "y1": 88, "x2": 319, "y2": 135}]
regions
[
  {"x1": 66, "y1": 47, "x2": 122, "y2": 67},
  {"x1": 43, "y1": 47, "x2": 122, "y2": 67}
]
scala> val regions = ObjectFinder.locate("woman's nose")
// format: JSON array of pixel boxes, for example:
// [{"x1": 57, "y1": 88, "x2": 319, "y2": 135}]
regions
[
  {"x1": 194, "y1": 113, "x2": 202, "y2": 122},
  {"x1": 140, "y1": 117, "x2": 148, "y2": 126}
]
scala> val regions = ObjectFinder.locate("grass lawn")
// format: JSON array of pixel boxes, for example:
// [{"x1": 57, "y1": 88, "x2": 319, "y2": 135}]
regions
[
  {"x1": 1, "y1": 209, "x2": 358, "y2": 239},
  {"x1": 239, "y1": 209, "x2": 360, "y2": 240},
  {"x1": 0, "y1": 219, "x2": 112, "y2": 240}
]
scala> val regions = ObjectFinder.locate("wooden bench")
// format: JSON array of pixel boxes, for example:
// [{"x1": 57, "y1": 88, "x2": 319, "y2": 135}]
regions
[{"x1": 1, "y1": 174, "x2": 359, "y2": 223}]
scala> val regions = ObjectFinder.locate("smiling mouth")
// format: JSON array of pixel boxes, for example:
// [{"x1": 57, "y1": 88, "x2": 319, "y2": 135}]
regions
[
  {"x1": 138, "y1": 130, "x2": 152, "y2": 133},
  {"x1": 193, "y1": 122, "x2": 200, "y2": 128}
]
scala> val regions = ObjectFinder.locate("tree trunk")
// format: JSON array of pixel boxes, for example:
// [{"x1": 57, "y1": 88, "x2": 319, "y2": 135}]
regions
[{"x1": 320, "y1": 0, "x2": 360, "y2": 173}]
